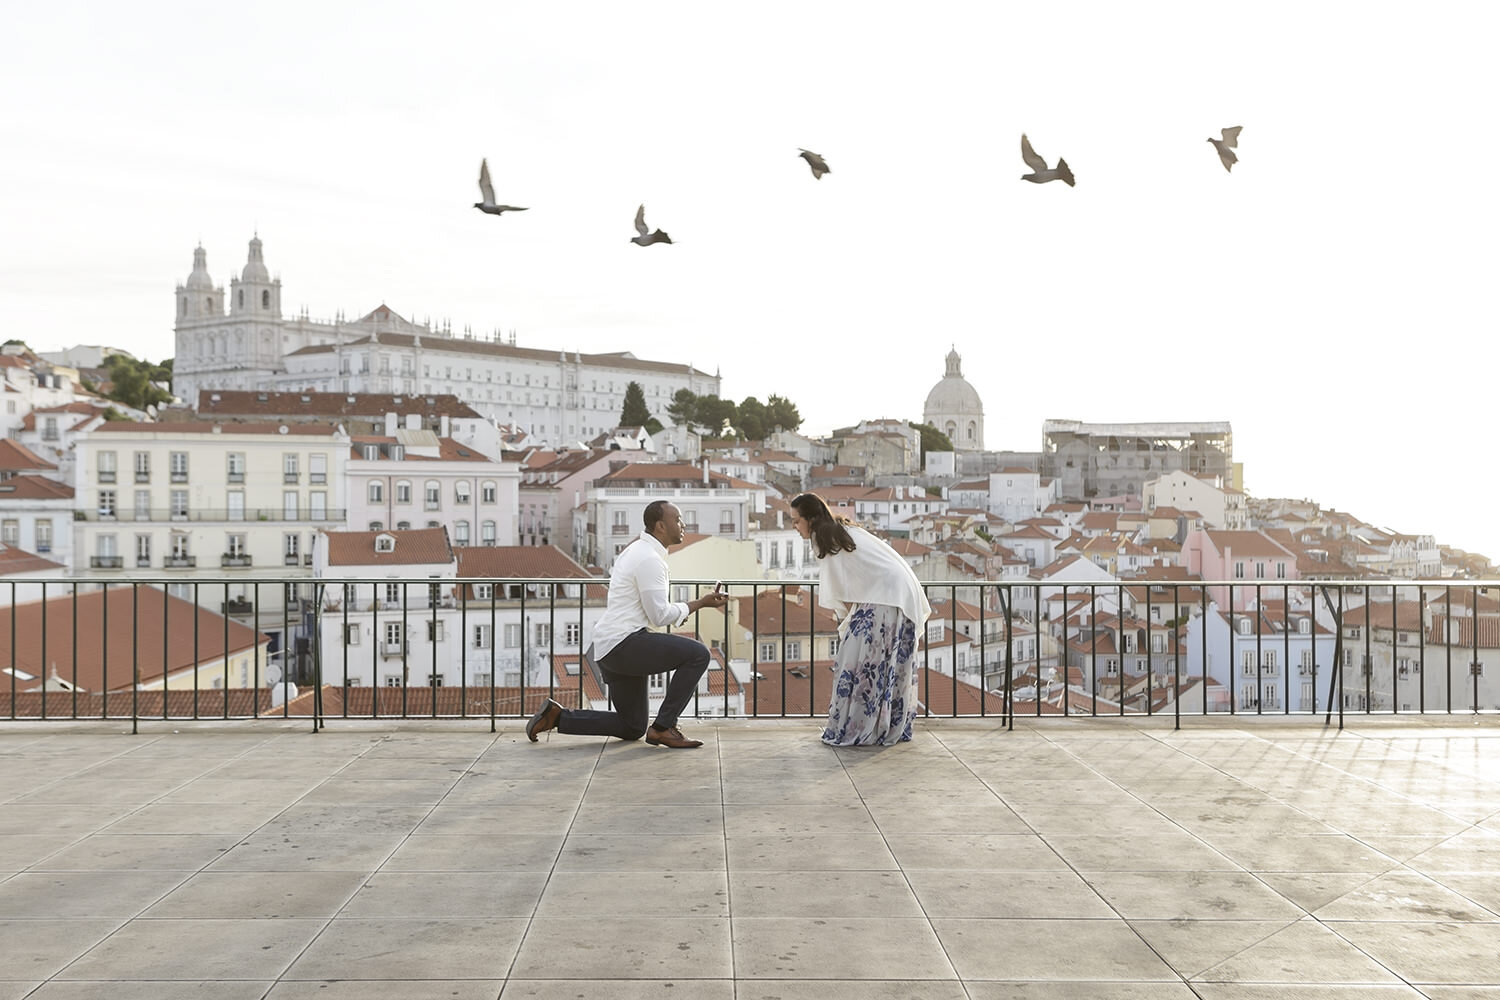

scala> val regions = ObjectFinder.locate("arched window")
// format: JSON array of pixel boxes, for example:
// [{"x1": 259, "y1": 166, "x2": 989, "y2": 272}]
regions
[
  {"x1": 237, "y1": 289, "x2": 244, "y2": 308},
  {"x1": 454, "y1": 520, "x2": 470, "y2": 545},
  {"x1": 424, "y1": 480, "x2": 441, "y2": 510},
  {"x1": 481, "y1": 521, "x2": 496, "y2": 546},
  {"x1": 261, "y1": 289, "x2": 270, "y2": 308},
  {"x1": 455, "y1": 480, "x2": 471, "y2": 504},
  {"x1": 205, "y1": 296, "x2": 213, "y2": 313},
  {"x1": 368, "y1": 481, "x2": 384, "y2": 503},
  {"x1": 395, "y1": 480, "x2": 411, "y2": 504}
]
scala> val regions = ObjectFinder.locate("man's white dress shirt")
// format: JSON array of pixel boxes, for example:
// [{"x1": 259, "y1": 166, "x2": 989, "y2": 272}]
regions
[{"x1": 590, "y1": 533, "x2": 691, "y2": 659}]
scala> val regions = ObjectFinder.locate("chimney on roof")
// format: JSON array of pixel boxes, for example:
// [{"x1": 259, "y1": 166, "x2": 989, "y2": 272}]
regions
[
  {"x1": 702, "y1": 456, "x2": 709, "y2": 486},
  {"x1": 384, "y1": 412, "x2": 397, "y2": 437},
  {"x1": 439, "y1": 414, "x2": 450, "y2": 438},
  {"x1": 405, "y1": 413, "x2": 420, "y2": 431}
]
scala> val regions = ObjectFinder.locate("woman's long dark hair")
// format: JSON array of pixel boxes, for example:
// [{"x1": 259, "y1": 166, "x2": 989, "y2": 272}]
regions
[{"x1": 791, "y1": 492, "x2": 857, "y2": 559}]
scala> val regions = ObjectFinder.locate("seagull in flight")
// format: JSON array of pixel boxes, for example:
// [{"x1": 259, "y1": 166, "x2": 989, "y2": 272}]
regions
[
  {"x1": 631, "y1": 205, "x2": 673, "y2": 246},
  {"x1": 474, "y1": 159, "x2": 528, "y2": 215},
  {"x1": 798, "y1": 149, "x2": 831, "y2": 179},
  {"x1": 1208, "y1": 126, "x2": 1243, "y2": 172},
  {"x1": 1020, "y1": 134, "x2": 1075, "y2": 187}
]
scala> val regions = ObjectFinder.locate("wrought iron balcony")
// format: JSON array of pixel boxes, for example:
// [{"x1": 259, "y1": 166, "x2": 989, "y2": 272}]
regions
[{"x1": 221, "y1": 554, "x2": 253, "y2": 568}]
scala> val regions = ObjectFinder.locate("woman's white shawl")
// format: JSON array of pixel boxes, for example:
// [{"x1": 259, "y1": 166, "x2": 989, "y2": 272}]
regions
[{"x1": 817, "y1": 525, "x2": 933, "y2": 638}]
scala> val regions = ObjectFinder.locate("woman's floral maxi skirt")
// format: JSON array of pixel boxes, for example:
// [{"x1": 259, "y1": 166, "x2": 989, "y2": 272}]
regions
[{"x1": 821, "y1": 603, "x2": 919, "y2": 747}]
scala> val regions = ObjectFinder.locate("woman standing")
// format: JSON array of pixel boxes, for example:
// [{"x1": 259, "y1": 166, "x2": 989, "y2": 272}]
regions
[{"x1": 790, "y1": 492, "x2": 933, "y2": 746}]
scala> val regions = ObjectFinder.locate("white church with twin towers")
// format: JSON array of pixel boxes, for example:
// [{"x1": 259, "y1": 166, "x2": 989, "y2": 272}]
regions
[{"x1": 171, "y1": 235, "x2": 720, "y2": 445}]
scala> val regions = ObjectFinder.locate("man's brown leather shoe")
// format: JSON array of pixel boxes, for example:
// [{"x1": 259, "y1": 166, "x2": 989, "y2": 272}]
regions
[
  {"x1": 526, "y1": 698, "x2": 563, "y2": 742},
  {"x1": 645, "y1": 725, "x2": 702, "y2": 749}
]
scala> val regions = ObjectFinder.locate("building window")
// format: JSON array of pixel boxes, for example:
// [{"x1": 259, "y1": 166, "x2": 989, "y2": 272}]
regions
[
  {"x1": 503, "y1": 624, "x2": 522, "y2": 648},
  {"x1": 368, "y1": 480, "x2": 384, "y2": 503},
  {"x1": 426, "y1": 621, "x2": 444, "y2": 642},
  {"x1": 472, "y1": 624, "x2": 492, "y2": 649},
  {"x1": 226, "y1": 533, "x2": 246, "y2": 557},
  {"x1": 35, "y1": 519, "x2": 52, "y2": 553},
  {"x1": 384, "y1": 582, "x2": 401, "y2": 604},
  {"x1": 135, "y1": 533, "x2": 151, "y2": 566},
  {"x1": 396, "y1": 481, "x2": 412, "y2": 504},
  {"x1": 310, "y1": 452, "x2": 327, "y2": 485},
  {"x1": 310, "y1": 492, "x2": 326, "y2": 520},
  {"x1": 170, "y1": 451, "x2": 188, "y2": 482},
  {"x1": 384, "y1": 622, "x2": 403, "y2": 650},
  {"x1": 473, "y1": 583, "x2": 494, "y2": 600},
  {"x1": 0, "y1": 520, "x2": 15, "y2": 545},
  {"x1": 284, "y1": 533, "x2": 300, "y2": 560},
  {"x1": 96, "y1": 451, "x2": 117, "y2": 483},
  {"x1": 535, "y1": 623, "x2": 552, "y2": 647},
  {"x1": 481, "y1": 481, "x2": 497, "y2": 503},
  {"x1": 759, "y1": 641, "x2": 776, "y2": 661},
  {"x1": 171, "y1": 534, "x2": 190, "y2": 559},
  {"x1": 565, "y1": 622, "x2": 581, "y2": 646},
  {"x1": 376, "y1": 535, "x2": 396, "y2": 554},
  {"x1": 283, "y1": 453, "x2": 299, "y2": 483},
  {"x1": 424, "y1": 481, "x2": 441, "y2": 510},
  {"x1": 1234, "y1": 562, "x2": 1245, "y2": 579},
  {"x1": 170, "y1": 490, "x2": 188, "y2": 519},
  {"x1": 455, "y1": 481, "x2": 471, "y2": 504},
  {"x1": 454, "y1": 521, "x2": 470, "y2": 546},
  {"x1": 133, "y1": 451, "x2": 150, "y2": 482},
  {"x1": 98, "y1": 489, "x2": 117, "y2": 518},
  {"x1": 227, "y1": 452, "x2": 245, "y2": 483},
  {"x1": 345, "y1": 624, "x2": 360, "y2": 646},
  {"x1": 283, "y1": 492, "x2": 298, "y2": 520},
  {"x1": 481, "y1": 521, "x2": 496, "y2": 546},
  {"x1": 227, "y1": 490, "x2": 244, "y2": 521}
]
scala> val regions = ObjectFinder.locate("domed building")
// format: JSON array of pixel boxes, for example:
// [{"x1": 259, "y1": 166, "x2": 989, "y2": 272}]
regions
[{"x1": 923, "y1": 348, "x2": 985, "y2": 451}]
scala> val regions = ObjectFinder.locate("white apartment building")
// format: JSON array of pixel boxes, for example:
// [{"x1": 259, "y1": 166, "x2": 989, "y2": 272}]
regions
[
  {"x1": 518, "y1": 448, "x2": 625, "y2": 552},
  {"x1": 1184, "y1": 600, "x2": 1339, "y2": 713},
  {"x1": 579, "y1": 463, "x2": 765, "y2": 572},
  {"x1": 987, "y1": 467, "x2": 1059, "y2": 523},
  {"x1": 1144, "y1": 469, "x2": 1248, "y2": 530},
  {"x1": 812, "y1": 484, "x2": 948, "y2": 535},
  {"x1": 316, "y1": 531, "x2": 605, "y2": 690},
  {"x1": 346, "y1": 421, "x2": 519, "y2": 548},
  {"x1": 171, "y1": 238, "x2": 720, "y2": 444},
  {"x1": 73, "y1": 422, "x2": 351, "y2": 654}
]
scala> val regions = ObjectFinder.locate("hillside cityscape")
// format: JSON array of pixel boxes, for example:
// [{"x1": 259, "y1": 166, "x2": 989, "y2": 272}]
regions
[{"x1": 2, "y1": 236, "x2": 1496, "y2": 718}]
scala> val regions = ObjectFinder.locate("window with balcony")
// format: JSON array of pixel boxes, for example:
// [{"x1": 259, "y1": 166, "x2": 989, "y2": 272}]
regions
[
  {"x1": 92, "y1": 534, "x2": 121, "y2": 568},
  {"x1": 134, "y1": 533, "x2": 150, "y2": 567},
  {"x1": 133, "y1": 451, "x2": 150, "y2": 482},
  {"x1": 310, "y1": 492, "x2": 326, "y2": 520},
  {"x1": 283, "y1": 453, "x2": 299, "y2": 484},
  {"x1": 227, "y1": 490, "x2": 244, "y2": 521},
  {"x1": 310, "y1": 452, "x2": 327, "y2": 485},
  {"x1": 35, "y1": 519, "x2": 52, "y2": 553},
  {"x1": 284, "y1": 533, "x2": 300, "y2": 565},
  {"x1": 170, "y1": 490, "x2": 188, "y2": 519},
  {"x1": 227, "y1": 452, "x2": 245, "y2": 483},
  {"x1": 383, "y1": 622, "x2": 403, "y2": 653},
  {"x1": 424, "y1": 481, "x2": 440, "y2": 510},
  {"x1": 283, "y1": 492, "x2": 298, "y2": 520},
  {"x1": 170, "y1": 451, "x2": 188, "y2": 482},
  {"x1": 98, "y1": 489, "x2": 117, "y2": 518}
]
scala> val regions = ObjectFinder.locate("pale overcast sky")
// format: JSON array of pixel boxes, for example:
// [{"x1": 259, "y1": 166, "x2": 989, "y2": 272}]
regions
[{"x1": 3, "y1": 2, "x2": 1497, "y2": 560}]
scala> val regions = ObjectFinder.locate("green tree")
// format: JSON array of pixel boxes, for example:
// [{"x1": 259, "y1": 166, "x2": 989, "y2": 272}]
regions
[
  {"x1": 620, "y1": 381, "x2": 652, "y2": 428},
  {"x1": 736, "y1": 396, "x2": 767, "y2": 440},
  {"x1": 99, "y1": 355, "x2": 173, "y2": 411},
  {"x1": 764, "y1": 394, "x2": 802, "y2": 433},
  {"x1": 912, "y1": 422, "x2": 954, "y2": 463},
  {"x1": 667, "y1": 388, "x2": 699, "y2": 429},
  {"x1": 696, "y1": 395, "x2": 738, "y2": 438}
]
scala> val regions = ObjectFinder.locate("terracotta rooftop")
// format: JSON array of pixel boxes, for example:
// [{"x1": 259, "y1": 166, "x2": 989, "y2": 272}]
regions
[{"x1": 324, "y1": 527, "x2": 454, "y2": 566}]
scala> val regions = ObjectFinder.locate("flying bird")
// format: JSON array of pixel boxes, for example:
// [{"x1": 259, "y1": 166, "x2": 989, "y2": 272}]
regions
[
  {"x1": 631, "y1": 204, "x2": 672, "y2": 246},
  {"x1": 473, "y1": 159, "x2": 528, "y2": 215},
  {"x1": 798, "y1": 148, "x2": 831, "y2": 179},
  {"x1": 1020, "y1": 134, "x2": 1075, "y2": 187},
  {"x1": 1208, "y1": 126, "x2": 1243, "y2": 173}
]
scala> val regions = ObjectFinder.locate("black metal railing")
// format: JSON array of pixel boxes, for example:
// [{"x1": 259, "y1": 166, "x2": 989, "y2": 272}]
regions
[{"x1": 0, "y1": 576, "x2": 1494, "y2": 730}]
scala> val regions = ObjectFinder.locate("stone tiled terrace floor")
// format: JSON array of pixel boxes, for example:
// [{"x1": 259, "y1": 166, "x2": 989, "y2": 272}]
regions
[{"x1": 2, "y1": 716, "x2": 1499, "y2": 1000}]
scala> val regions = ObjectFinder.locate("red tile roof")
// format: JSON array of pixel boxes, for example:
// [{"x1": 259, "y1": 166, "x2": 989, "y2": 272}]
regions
[{"x1": 324, "y1": 527, "x2": 453, "y2": 566}]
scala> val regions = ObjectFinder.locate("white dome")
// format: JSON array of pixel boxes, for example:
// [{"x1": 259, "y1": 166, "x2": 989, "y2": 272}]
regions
[
  {"x1": 923, "y1": 348, "x2": 984, "y2": 415},
  {"x1": 241, "y1": 235, "x2": 271, "y2": 283}
]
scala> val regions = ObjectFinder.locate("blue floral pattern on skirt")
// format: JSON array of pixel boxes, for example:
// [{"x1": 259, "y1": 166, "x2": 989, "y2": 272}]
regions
[{"x1": 821, "y1": 603, "x2": 919, "y2": 746}]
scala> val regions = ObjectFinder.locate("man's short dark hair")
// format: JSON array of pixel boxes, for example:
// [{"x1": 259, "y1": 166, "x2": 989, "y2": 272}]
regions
[{"x1": 643, "y1": 499, "x2": 671, "y2": 534}]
